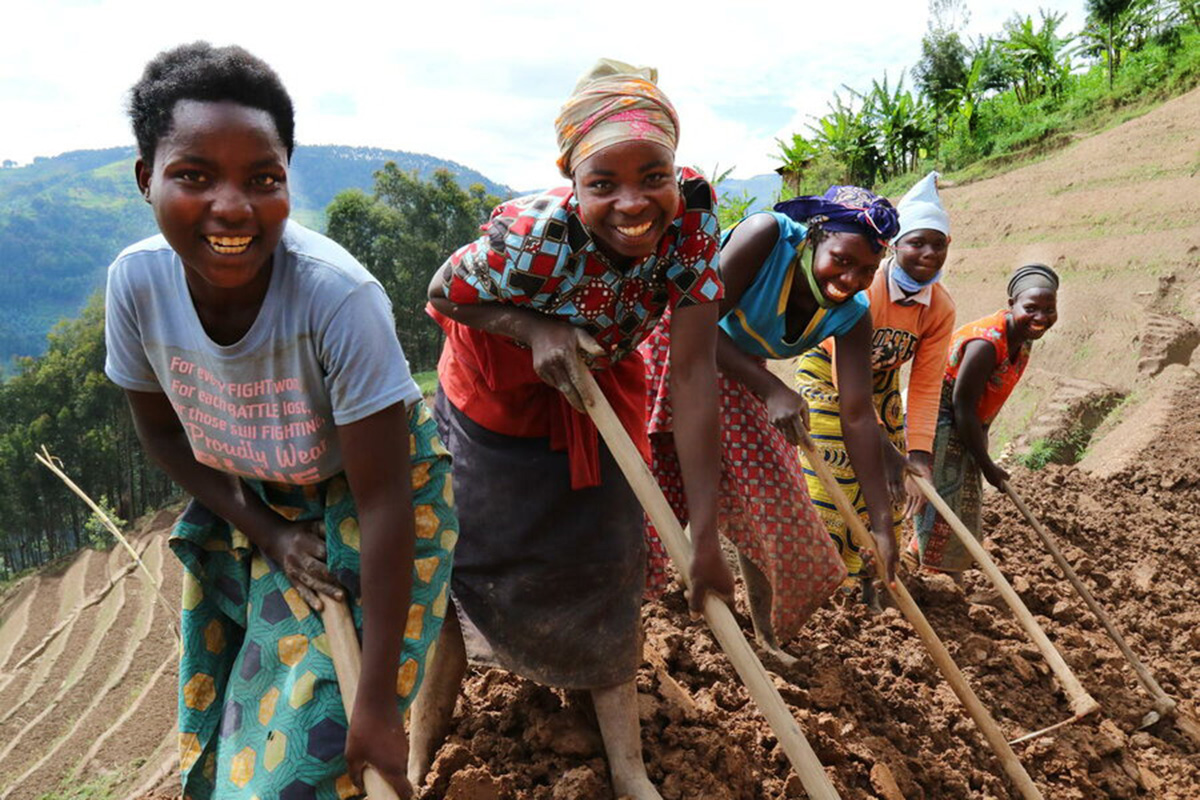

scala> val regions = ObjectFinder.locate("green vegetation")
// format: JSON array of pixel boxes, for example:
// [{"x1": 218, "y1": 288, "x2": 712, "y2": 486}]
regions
[
  {"x1": 0, "y1": 146, "x2": 511, "y2": 368},
  {"x1": 414, "y1": 370, "x2": 440, "y2": 397},
  {"x1": 1018, "y1": 437, "x2": 1059, "y2": 470},
  {"x1": 0, "y1": 294, "x2": 176, "y2": 579},
  {"x1": 775, "y1": 0, "x2": 1199, "y2": 195},
  {"x1": 34, "y1": 770, "x2": 124, "y2": 800},
  {"x1": 325, "y1": 165, "x2": 502, "y2": 372}
]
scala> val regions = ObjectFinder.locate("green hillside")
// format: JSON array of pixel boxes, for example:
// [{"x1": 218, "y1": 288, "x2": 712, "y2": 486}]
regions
[{"x1": 0, "y1": 145, "x2": 511, "y2": 368}]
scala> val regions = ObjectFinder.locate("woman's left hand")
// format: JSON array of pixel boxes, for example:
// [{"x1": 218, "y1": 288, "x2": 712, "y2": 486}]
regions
[
  {"x1": 902, "y1": 451, "x2": 934, "y2": 520},
  {"x1": 687, "y1": 536, "x2": 736, "y2": 615},
  {"x1": 765, "y1": 385, "x2": 810, "y2": 445},
  {"x1": 344, "y1": 699, "x2": 412, "y2": 798},
  {"x1": 882, "y1": 439, "x2": 908, "y2": 505}
]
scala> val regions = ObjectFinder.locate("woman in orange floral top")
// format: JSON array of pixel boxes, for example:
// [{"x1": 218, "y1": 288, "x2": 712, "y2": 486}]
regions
[{"x1": 910, "y1": 264, "x2": 1059, "y2": 573}]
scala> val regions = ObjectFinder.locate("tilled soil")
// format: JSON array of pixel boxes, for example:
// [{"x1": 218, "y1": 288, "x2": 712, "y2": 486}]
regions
[{"x1": 418, "y1": 443, "x2": 1199, "y2": 800}]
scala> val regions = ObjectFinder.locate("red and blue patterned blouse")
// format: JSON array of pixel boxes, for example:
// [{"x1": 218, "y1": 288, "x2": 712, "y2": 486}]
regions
[
  {"x1": 440, "y1": 167, "x2": 724, "y2": 365},
  {"x1": 430, "y1": 167, "x2": 724, "y2": 487}
]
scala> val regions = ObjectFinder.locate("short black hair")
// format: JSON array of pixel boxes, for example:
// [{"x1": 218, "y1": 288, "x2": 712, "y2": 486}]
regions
[{"x1": 128, "y1": 42, "x2": 295, "y2": 168}]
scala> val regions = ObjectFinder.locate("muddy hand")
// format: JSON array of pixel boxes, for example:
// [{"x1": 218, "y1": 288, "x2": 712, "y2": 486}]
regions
[
  {"x1": 981, "y1": 461, "x2": 1011, "y2": 490},
  {"x1": 529, "y1": 320, "x2": 605, "y2": 412},
  {"x1": 766, "y1": 386, "x2": 810, "y2": 445},
  {"x1": 687, "y1": 541, "x2": 736, "y2": 616},
  {"x1": 902, "y1": 456, "x2": 934, "y2": 520},
  {"x1": 266, "y1": 519, "x2": 342, "y2": 611},
  {"x1": 346, "y1": 702, "x2": 412, "y2": 798}
]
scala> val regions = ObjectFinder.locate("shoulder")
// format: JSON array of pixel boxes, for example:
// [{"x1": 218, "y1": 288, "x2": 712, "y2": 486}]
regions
[
  {"x1": 677, "y1": 167, "x2": 716, "y2": 213},
  {"x1": 725, "y1": 211, "x2": 792, "y2": 251},
  {"x1": 106, "y1": 234, "x2": 177, "y2": 298},
  {"x1": 929, "y1": 282, "x2": 956, "y2": 315},
  {"x1": 282, "y1": 219, "x2": 382, "y2": 296},
  {"x1": 108, "y1": 233, "x2": 174, "y2": 275},
  {"x1": 846, "y1": 291, "x2": 871, "y2": 321}
]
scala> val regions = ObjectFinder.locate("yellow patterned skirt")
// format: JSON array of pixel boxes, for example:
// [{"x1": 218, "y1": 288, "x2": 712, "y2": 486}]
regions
[{"x1": 794, "y1": 348, "x2": 905, "y2": 579}]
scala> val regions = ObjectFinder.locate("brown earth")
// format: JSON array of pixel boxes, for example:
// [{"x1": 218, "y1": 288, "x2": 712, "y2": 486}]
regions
[{"x1": 1, "y1": 90, "x2": 1197, "y2": 800}]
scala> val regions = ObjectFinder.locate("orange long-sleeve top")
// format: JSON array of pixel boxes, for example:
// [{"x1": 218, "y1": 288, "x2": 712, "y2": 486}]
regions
[{"x1": 823, "y1": 258, "x2": 956, "y2": 453}]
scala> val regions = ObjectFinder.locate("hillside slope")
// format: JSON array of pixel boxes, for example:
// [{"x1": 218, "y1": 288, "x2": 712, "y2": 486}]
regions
[
  {"x1": 1, "y1": 90, "x2": 1198, "y2": 800},
  {"x1": 0, "y1": 145, "x2": 511, "y2": 365},
  {"x1": 934, "y1": 86, "x2": 1200, "y2": 446}
]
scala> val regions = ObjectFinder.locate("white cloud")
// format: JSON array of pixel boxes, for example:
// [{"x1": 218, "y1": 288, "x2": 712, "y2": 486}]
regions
[{"x1": 2, "y1": 0, "x2": 1085, "y2": 188}]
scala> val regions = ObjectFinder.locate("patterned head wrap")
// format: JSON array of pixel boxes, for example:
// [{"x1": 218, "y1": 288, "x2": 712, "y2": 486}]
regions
[
  {"x1": 774, "y1": 185, "x2": 900, "y2": 252},
  {"x1": 1007, "y1": 263, "x2": 1059, "y2": 298},
  {"x1": 555, "y1": 58, "x2": 680, "y2": 179}
]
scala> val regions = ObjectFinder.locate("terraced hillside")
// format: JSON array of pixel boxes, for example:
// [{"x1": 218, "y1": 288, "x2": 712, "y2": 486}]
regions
[{"x1": 0, "y1": 88, "x2": 1197, "y2": 800}]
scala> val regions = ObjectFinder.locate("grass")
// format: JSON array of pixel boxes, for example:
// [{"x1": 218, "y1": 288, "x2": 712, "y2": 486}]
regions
[
  {"x1": 35, "y1": 772, "x2": 124, "y2": 800},
  {"x1": 414, "y1": 370, "x2": 439, "y2": 397},
  {"x1": 1018, "y1": 438, "x2": 1058, "y2": 470}
]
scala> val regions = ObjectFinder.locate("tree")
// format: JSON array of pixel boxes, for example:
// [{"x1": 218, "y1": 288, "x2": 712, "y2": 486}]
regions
[
  {"x1": 1000, "y1": 10, "x2": 1078, "y2": 102},
  {"x1": 1086, "y1": 0, "x2": 1138, "y2": 87},
  {"x1": 915, "y1": 0, "x2": 973, "y2": 114},
  {"x1": 325, "y1": 165, "x2": 501, "y2": 372}
]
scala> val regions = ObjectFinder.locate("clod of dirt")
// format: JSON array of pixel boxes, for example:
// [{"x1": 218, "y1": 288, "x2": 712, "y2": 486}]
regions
[
  {"x1": 446, "y1": 766, "x2": 504, "y2": 800},
  {"x1": 551, "y1": 765, "x2": 608, "y2": 799},
  {"x1": 1013, "y1": 376, "x2": 1125, "y2": 464},
  {"x1": 1137, "y1": 312, "x2": 1200, "y2": 376}
]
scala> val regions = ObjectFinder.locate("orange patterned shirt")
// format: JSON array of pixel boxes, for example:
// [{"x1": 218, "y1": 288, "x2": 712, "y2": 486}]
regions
[{"x1": 944, "y1": 308, "x2": 1031, "y2": 425}]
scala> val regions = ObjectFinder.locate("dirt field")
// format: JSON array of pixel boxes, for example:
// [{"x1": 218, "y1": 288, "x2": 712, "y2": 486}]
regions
[{"x1": 1, "y1": 89, "x2": 1197, "y2": 800}]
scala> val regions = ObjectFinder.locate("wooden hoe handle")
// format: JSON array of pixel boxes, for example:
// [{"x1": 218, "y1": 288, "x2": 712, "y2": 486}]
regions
[
  {"x1": 795, "y1": 431, "x2": 1044, "y2": 800},
  {"x1": 1003, "y1": 483, "x2": 1175, "y2": 715},
  {"x1": 573, "y1": 367, "x2": 842, "y2": 800},
  {"x1": 320, "y1": 596, "x2": 403, "y2": 800},
  {"x1": 912, "y1": 476, "x2": 1100, "y2": 720}
]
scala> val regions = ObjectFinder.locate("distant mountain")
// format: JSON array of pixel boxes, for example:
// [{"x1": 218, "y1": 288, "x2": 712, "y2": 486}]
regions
[
  {"x1": 0, "y1": 145, "x2": 513, "y2": 367},
  {"x1": 714, "y1": 173, "x2": 783, "y2": 214}
]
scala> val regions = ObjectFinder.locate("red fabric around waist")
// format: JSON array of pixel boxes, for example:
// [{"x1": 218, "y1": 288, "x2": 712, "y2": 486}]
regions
[{"x1": 428, "y1": 305, "x2": 650, "y2": 489}]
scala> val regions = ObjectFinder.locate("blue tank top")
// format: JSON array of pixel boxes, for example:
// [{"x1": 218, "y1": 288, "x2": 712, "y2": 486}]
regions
[{"x1": 718, "y1": 212, "x2": 869, "y2": 359}]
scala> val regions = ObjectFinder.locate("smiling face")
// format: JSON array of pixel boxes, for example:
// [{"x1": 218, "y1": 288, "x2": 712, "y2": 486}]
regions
[
  {"x1": 810, "y1": 231, "x2": 884, "y2": 304},
  {"x1": 571, "y1": 140, "x2": 680, "y2": 265},
  {"x1": 894, "y1": 228, "x2": 950, "y2": 284},
  {"x1": 1009, "y1": 287, "x2": 1058, "y2": 340},
  {"x1": 135, "y1": 99, "x2": 290, "y2": 300}
]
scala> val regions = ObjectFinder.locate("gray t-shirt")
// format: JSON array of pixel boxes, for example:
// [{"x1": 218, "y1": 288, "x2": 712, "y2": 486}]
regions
[{"x1": 105, "y1": 220, "x2": 422, "y2": 485}]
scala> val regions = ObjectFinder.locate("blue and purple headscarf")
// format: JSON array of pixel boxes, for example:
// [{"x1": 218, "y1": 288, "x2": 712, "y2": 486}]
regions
[{"x1": 775, "y1": 185, "x2": 900, "y2": 252}]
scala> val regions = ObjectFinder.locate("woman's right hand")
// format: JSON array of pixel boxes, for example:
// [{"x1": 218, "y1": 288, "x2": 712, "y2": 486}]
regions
[
  {"x1": 765, "y1": 385, "x2": 810, "y2": 445},
  {"x1": 981, "y1": 460, "x2": 1011, "y2": 490},
  {"x1": 260, "y1": 519, "x2": 344, "y2": 611},
  {"x1": 526, "y1": 319, "x2": 606, "y2": 412},
  {"x1": 869, "y1": 523, "x2": 899, "y2": 586}
]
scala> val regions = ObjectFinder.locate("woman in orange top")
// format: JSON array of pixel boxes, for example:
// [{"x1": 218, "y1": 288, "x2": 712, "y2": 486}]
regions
[{"x1": 910, "y1": 264, "x2": 1060, "y2": 573}]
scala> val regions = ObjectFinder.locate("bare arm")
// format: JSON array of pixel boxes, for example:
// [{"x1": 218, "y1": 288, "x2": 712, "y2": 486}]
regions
[
  {"x1": 670, "y1": 301, "x2": 736, "y2": 611},
  {"x1": 714, "y1": 213, "x2": 810, "y2": 441},
  {"x1": 428, "y1": 265, "x2": 603, "y2": 411},
  {"x1": 951, "y1": 339, "x2": 1009, "y2": 489},
  {"x1": 125, "y1": 389, "x2": 342, "y2": 606},
  {"x1": 833, "y1": 315, "x2": 898, "y2": 583},
  {"x1": 339, "y1": 402, "x2": 417, "y2": 797}
]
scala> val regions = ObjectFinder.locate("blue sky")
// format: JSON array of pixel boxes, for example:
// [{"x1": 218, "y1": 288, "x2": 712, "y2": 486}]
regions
[{"x1": 3, "y1": 0, "x2": 1086, "y2": 190}]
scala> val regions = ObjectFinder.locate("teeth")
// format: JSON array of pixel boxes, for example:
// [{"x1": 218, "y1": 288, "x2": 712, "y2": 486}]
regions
[
  {"x1": 617, "y1": 221, "x2": 652, "y2": 237},
  {"x1": 825, "y1": 285, "x2": 849, "y2": 301},
  {"x1": 207, "y1": 235, "x2": 252, "y2": 254}
]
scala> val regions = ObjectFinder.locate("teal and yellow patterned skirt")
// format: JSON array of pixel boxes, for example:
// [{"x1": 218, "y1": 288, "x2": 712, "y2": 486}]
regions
[
  {"x1": 795, "y1": 348, "x2": 905, "y2": 580},
  {"x1": 170, "y1": 401, "x2": 456, "y2": 800}
]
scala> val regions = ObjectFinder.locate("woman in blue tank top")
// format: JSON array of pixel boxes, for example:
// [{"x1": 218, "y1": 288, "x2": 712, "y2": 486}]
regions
[{"x1": 640, "y1": 185, "x2": 901, "y2": 662}]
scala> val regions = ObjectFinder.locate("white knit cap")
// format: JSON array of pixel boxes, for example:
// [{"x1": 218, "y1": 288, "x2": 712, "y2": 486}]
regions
[{"x1": 893, "y1": 171, "x2": 950, "y2": 243}]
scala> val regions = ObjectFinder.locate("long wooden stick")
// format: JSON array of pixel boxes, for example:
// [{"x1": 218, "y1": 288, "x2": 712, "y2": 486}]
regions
[
  {"x1": 1003, "y1": 483, "x2": 1176, "y2": 718},
  {"x1": 35, "y1": 446, "x2": 181, "y2": 649},
  {"x1": 574, "y1": 369, "x2": 841, "y2": 800},
  {"x1": 795, "y1": 431, "x2": 1044, "y2": 800},
  {"x1": 320, "y1": 596, "x2": 403, "y2": 800},
  {"x1": 912, "y1": 476, "x2": 1100, "y2": 721}
]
